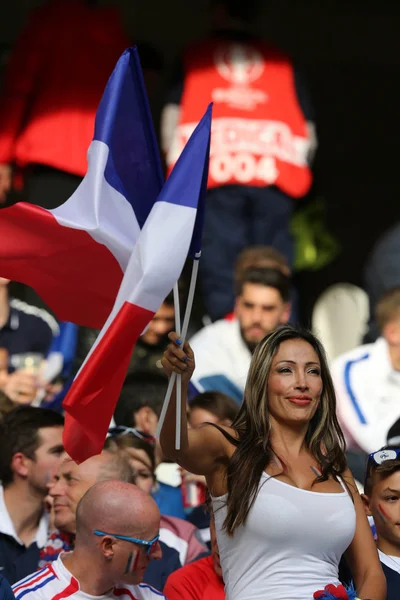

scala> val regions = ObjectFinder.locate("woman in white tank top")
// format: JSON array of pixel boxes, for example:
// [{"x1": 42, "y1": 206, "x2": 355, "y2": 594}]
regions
[{"x1": 159, "y1": 325, "x2": 385, "y2": 599}]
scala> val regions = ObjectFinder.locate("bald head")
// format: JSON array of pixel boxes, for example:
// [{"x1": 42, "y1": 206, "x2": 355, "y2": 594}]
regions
[
  {"x1": 75, "y1": 480, "x2": 160, "y2": 546},
  {"x1": 62, "y1": 481, "x2": 162, "y2": 590}
]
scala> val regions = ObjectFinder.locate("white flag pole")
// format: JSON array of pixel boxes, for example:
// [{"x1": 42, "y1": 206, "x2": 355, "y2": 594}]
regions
[
  {"x1": 173, "y1": 281, "x2": 182, "y2": 450},
  {"x1": 156, "y1": 253, "x2": 201, "y2": 448},
  {"x1": 175, "y1": 252, "x2": 200, "y2": 449},
  {"x1": 156, "y1": 281, "x2": 181, "y2": 440},
  {"x1": 181, "y1": 253, "x2": 200, "y2": 342},
  {"x1": 156, "y1": 371, "x2": 177, "y2": 439},
  {"x1": 173, "y1": 282, "x2": 181, "y2": 340}
]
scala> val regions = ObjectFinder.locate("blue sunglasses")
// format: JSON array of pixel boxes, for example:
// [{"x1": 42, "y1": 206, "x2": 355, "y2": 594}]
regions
[
  {"x1": 107, "y1": 426, "x2": 155, "y2": 444},
  {"x1": 93, "y1": 530, "x2": 160, "y2": 556}
]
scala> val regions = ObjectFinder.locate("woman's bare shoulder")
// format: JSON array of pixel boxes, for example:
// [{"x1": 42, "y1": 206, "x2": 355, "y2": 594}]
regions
[{"x1": 195, "y1": 422, "x2": 239, "y2": 455}]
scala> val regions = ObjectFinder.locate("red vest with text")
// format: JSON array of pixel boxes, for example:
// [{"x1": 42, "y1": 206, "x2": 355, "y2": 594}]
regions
[{"x1": 166, "y1": 39, "x2": 312, "y2": 198}]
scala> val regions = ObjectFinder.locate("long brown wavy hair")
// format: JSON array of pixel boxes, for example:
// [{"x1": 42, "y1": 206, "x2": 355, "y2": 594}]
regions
[{"x1": 216, "y1": 325, "x2": 347, "y2": 536}]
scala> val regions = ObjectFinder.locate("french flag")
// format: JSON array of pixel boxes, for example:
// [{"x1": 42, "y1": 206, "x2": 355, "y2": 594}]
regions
[
  {"x1": 0, "y1": 47, "x2": 164, "y2": 329},
  {"x1": 62, "y1": 104, "x2": 212, "y2": 464}
]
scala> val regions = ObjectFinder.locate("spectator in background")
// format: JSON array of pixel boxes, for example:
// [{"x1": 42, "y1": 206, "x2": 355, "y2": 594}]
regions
[
  {"x1": 331, "y1": 288, "x2": 400, "y2": 460},
  {"x1": 0, "y1": 406, "x2": 64, "y2": 584},
  {"x1": 113, "y1": 373, "x2": 167, "y2": 444},
  {"x1": 188, "y1": 391, "x2": 239, "y2": 428},
  {"x1": 362, "y1": 447, "x2": 400, "y2": 600},
  {"x1": 230, "y1": 245, "x2": 299, "y2": 323},
  {"x1": 0, "y1": 0, "x2": 130, "y2": 208},
  {"x1": 162, "y1": 0, "x2": 316, "y2": 321},
  {"x1": 75, "y1": 292, "x2": 175, "y2": 381},
  {"x1": 364, "y1": 221, "x2": 400, "y2": 343},
  {"x1": 46, "y1": 451, "x2": 181, "y2": 592},
  {"x1": 105, "y1": 430, "x2": 208, "y2": 566},
  {"x1": 164, "y1": 500, "x2": 224, "y2": 600},
  {"x1": 113, "y1": 372, "x2": 186, "y2": 519},
  {"x1": 0, "y1": 278, "x2": 58, "y2": 404},
  {"x1": 106, "y1": 428, "x2": 157, "y2": 494},
  {"x1": 12, "y1": 481, "x2": 165, "y2": 599},
  {"x1": 190, "y1": 267, "x2": 291, "y2": 401},
  {"x1": 43, "y1": 452, "x2": 134, "y2": 564}
]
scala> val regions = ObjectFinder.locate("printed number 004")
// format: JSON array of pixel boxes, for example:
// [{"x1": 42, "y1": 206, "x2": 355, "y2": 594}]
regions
[{"x1": 209, "y1": 154, "x2": 279, "y2": 185}]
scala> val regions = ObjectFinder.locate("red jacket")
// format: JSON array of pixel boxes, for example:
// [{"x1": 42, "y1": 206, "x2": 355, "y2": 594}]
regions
[
  {"x1": 166, "y1": 38, "x2": 312, "y2": 198},
  {"x1": 0, "y1": 0, "x2": 129, "y2": 177},
  {"x1": 163, "y1": 555, "x2": 225, "y2": 600}
]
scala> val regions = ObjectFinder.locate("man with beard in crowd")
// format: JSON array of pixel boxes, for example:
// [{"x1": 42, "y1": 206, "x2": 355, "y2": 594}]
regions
[{"x1": 189, "y1": 267, "x2": 291, "y2": 401}]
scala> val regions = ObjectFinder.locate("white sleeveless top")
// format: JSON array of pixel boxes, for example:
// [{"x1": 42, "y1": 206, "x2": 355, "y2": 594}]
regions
[{"x1": 212, "y1": 472, "x2": 356, "y2": 600}]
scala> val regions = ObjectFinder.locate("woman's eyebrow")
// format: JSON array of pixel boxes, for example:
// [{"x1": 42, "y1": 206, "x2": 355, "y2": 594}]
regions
[{"x1": 276, "y1": 360, "x2": 320, "y2": 366}]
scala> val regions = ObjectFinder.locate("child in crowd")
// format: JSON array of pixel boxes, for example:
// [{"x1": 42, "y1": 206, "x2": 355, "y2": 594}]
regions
[{"x1": 362, "y1": 446, "x2": 400, "y2": 600}]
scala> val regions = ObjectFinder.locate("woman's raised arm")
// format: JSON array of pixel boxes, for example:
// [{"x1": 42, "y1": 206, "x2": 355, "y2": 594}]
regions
[{"x1": 159, "y1": 332, "x2": 232, "y2": 476}]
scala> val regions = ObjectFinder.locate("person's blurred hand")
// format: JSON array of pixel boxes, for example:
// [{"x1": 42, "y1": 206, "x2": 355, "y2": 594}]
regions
[
  {"x1": 1, "y1": 369, "x2": 40, "y2": 404},
  {"x1": 0, "y1": 164, "x2": 12, "y2": 204},
  {"x1": 161, "y1": 332, "x2": 195, "y2": 385}
]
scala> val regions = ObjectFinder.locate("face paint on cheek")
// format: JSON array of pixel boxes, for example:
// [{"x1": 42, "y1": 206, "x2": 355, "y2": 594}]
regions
[
  {"x1": 377, "y1": 503, "x2": 391, "y2": 523},
  {"x1": 124, "y1": 551, "x2": 140, "y2": 574}
]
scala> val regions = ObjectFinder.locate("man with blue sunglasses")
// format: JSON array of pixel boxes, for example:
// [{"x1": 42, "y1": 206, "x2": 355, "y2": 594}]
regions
[{"x1": 12, "y1": 480, "x2": 166, "y2": 599}]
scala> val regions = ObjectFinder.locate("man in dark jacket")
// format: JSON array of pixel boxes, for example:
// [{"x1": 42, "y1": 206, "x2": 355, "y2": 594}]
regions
[{"x1": 0, "y1": 406, "x2": 64, "y2": 584}]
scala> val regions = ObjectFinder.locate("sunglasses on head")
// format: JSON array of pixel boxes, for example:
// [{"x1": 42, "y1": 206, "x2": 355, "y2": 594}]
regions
[
  {"x1": 93, "y1": 530, "x2": 160, "y2": 556},
  {"x1": 107, "y1": 426, "x2": 155, "y2": 444}
]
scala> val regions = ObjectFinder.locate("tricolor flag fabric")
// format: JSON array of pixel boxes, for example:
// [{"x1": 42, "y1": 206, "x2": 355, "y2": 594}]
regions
[
  {"x1": 0, "y1": 47, "x2": 164, "y2": 329},
  {"x1": 62, "y1": 104, "x2": 212, "y2": 464}
]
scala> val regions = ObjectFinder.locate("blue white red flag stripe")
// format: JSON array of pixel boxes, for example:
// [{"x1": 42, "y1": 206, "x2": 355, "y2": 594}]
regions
[
  {"x1": 62, "y1": 104, "x2": 212, "y2": 464},
  {"x1": 13, "y1": 568, "x2": 56, "y2": 599},
  {"x1": 0, "y1": 47, "x2": 163, "y2": 329}
]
